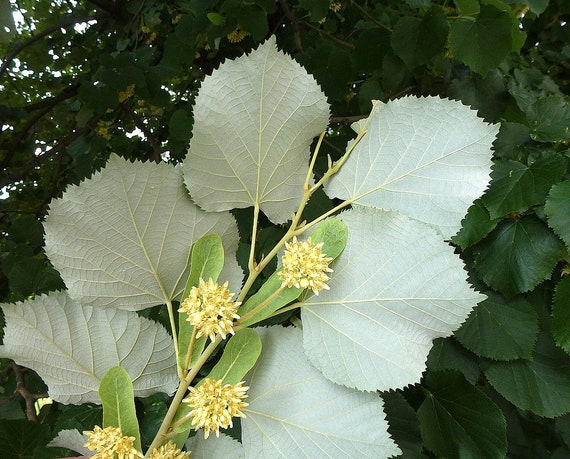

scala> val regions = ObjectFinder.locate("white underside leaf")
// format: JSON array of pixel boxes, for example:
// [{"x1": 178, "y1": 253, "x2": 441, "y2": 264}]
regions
[
  {"x1": 241, "y1": 326, "x2": 401, "y2": 459},
  {"x1": 183, "y1": 36, "x2": 330, "y2": 224},
  {"x1": 187, "y1": 432, "x2": 245, "y2": 459},
  {"x1": 44, "y1": 154, "x2": 241, "y2": 310},
  {"x1": 47, "y1": 429, "x2": 91, "y2": 456},
  {"x1": 303, "y1": 207, "x2": 485, "y2": 392},
  {"x1": 325, "y1": 97, "x2": 497, "y2": 238},
  {"x1": 0, "y1": 291, "x2": 178, "y2": 404}
]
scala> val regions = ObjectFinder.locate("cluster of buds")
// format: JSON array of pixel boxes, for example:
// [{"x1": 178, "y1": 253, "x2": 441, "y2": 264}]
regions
[
  {"x1": 279, "y1": 236, "x2": 333, "y2": 295},
  {"x1": 184, "y1": 378, "x2": 249, "y2": 439}
]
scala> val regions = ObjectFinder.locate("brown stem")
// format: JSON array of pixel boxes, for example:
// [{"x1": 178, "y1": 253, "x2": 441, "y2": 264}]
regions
[{"x1": 7, "y1": 363, "x2": 49, "y2": 422}]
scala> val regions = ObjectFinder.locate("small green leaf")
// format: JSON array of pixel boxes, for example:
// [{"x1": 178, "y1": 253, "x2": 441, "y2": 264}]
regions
[
  {"x1": 418, "y1": 370, "x2": 507, "y2": 458},
  {"x1": 237, "y1": 271, "x2": 302, "y2": 327},
  {"x1": 454, "y1": 291, "x2": 539, "y2": 360},
  {"x1": 455, "y1": 0, "x2": 480, "y2": 16},
  {"x1": 553, "y1": 276, "x2": 570, "y2": 354},
  {"x1": 206, "y1": 328, "x2": 262, "y2": 384},
  {"x1": 382, "y1": 391, "x2": 423, "y2": 457},
  {"x1": 206, "y1": 12, "x2": 225, "y2": 26},
  {"x1": 527, "y1": 96, "x2": 570, "y2": 142},
  {"x1": 169, "y1": 109, "x2": 192, "y2": 142},
  {"x1": 452, "y1": 199, "x2": 500, "y2": 249},
  {"x1": 545, "y1": 180, "x2": 570, "y2": 248},
  {"x1": 482, "y1": 152, "x2": 566, "y2": 218},
  {"x1": 99, "y1": 366, "x2": 141, "y2": 451},
  {"x1": 178, "y1": 234, "x2": 225, "y2": 370},
  {"x1": 238, "y1": 218, "x2": 347, "y2": 327},
  {"x1": 426, "y1": 338, "x2": 481, "y2": 384},
  {"x1": 298, "y1": 0, "x2": 330, "y2": 22},
  {"x1": 474, "y1": 216, "x2": 564, "y2": 298},
  {"x1": 450, "y1": 4, "x2": 512, "y2": 75},
  {"x1": 483, "y1": 333, "x2": 570, "y2": 418},
  {"x1": 391, "y1": 6, "x2": 449, "y2": 69}
]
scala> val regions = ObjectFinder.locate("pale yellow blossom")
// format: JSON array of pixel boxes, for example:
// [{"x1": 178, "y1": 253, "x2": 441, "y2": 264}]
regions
[
  {"x1": 279, "y1": 236, "x2": 333, "y2": 295},
  {"x1": 83, "y1": 425, "x2": 143, "y2": 459},
  {"x1": 183, "y1": 378, "x2": 249, "y2": 439},
  {"x1": 178, "y1": 278, "x2": 241, "y2": 341},
  {"x1": 147, "y1": 441, "x2": 190, "y2": 459}
]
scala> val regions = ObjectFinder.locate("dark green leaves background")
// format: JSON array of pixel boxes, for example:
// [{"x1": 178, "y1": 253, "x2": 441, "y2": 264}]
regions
[{"x1": 1, "y1": 0, "x2": 570, "y2": 457}]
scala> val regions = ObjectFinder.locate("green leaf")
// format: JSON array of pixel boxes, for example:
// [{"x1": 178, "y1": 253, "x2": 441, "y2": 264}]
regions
[
  {"x1": 206, "y1": 12, "x2": 226, "y2": 25},
  {"x1": 449, "y1": 4, "x2": 513, "y2": 75},
  {"x1": 237, "y1": 270, "x2": 302, "y2": 327},
  {"x1": 553, "y1": 276, "x2": 570, "y2": 354},
  {"x1": 418, "y1": 370, "x2": 507, "y2": 458},
  {"x1": 238, "y1": 218, "x2": 347, "y2": 327},
  {"x1": 44, "y1": 154, "x2": 242, "y2": 311},
  {"x1": 205, "y1": 328, "x2": 262, "y2": 384},
  {"x1": 183, "y1": 36, "x2": 329, "y2": 224},
  {"x1": 474, "y1": 216, "x2": 564, "y2": 298},
  {"x1": 545, "y1": 180, "x2": 570, "y2": 248},
  {"x1": 382, "y1": 391, "x2": 423, "y2": 458},
  {"x1": 0, "y1": 291, "x2": 178, "y2": 404},
  {"x1": 483, "y1": 152, "x2": 566, "y2": 218},
  {"x1": 304, "y1": 206, "x2": 485, "y2": 391},
  {"x1": 178, "y1": 234, "x2": 225, "y2": 371},
  {"x1": 242, "y1": 326, "x2": 401, "y2": 458},
  {"x1": 0, "y1": 419, "x2": 51, "y2": 459},
  {"x1": 169, "y1": 108, "x2": 192, "y2": 142},
  {"x1": 391, "y1": 6, "x2": 449, "y2": 69},
  {"x1": 0, "y1": 0, "x2": 15, "y2": 44},
  {"x1": 527, "y1": 96, "x2": 570, "y2": 142},
  {"x1": 455, "y1": 0, "x2": 480, "y2": 16},
  {"x1": 452, "y1": 199, "x2": 500, "y2": 249},
  {"x1": 483, "y1": 333, "x2": 570, "y2": 417},
  {"x1": 99, "y1": 367, "x2": 141, "y2": 451},
  {"x1": 325, "y1": 96, "x2": 497, "y2": 239},
  {"x1": 454, "y1": 291, "x2": 539, "y2": 360},
  {"x1": 298, "y1": 0, "x2": 330, "y2": 22},
  {"x1": 426, "y1": 338, "x2": 481, "y2": 384}
]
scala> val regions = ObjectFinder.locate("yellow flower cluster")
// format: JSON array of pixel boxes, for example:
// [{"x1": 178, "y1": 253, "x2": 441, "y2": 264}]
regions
[
  {"x1": 178, "y1": 278, "x2": 241, "y2": 341},
  {"x1": 96, "y1": 120, "x2": 112, "y2": 141},
  {"x1": 118, "y1": 84, "x2": 135, "y2": 103},
  {"x1": 147, "y1": 441, "x2": 190, "y2": 459},
  {"x1": 84, "y1": 426, "x2": 143, "y2": 459},
  {"x1": 184, "y1": 378, "x2": 249, "y2": 439},
  {"x1": 227, "y1": 25, "x2": 250, "y2": 43},
  {"x1": 279, "y1": 236, "x2": 333, "y2": 295}
]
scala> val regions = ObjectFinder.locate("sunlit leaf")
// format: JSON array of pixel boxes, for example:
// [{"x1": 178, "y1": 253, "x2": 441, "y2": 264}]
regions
[
  {"x1": 0, "y1": 291, "x2": 178, "y2": 404},
  {"x1": 242, "y1": 326, "x2": 401, "y2": 458},
  {"x1": 44, "y1": 154, "x2": 241, "y2": 311},
  {"x1": 325, "y1": 96, "x2": 497, "y2": 238},
  {"x1": 187, "y1": 432, "x2": 244, "y2": 458},
  {"x1": 183, "y1": 36, "x2": 330, "y2": 224},
  {"x1": 100, "y1": 366, "x2": 141, "y2": 451},
  {"x1": 303, "y1": 207, "x2": 484, "y2": 391}
]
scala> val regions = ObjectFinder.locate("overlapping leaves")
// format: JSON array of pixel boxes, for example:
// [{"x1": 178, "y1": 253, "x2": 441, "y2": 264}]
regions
[{"x1": 0, "y1": 291, "x2": 178, "y2": 404}]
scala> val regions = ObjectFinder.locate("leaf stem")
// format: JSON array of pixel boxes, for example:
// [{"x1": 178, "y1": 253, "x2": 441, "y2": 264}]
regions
[
  {"x1": 248, "y1": 203, "x2": 261, "y2": 273},
  {"x1": 238, "y1": 285, "x2": 287, "y2": 325},
  {"x1": 165, "y1": 299, "x2": 181, "y2": 376},
  {"x1": 144, "y1": 336, "x2": 222, "y2": 456},
  {"x1": 183, "y1": 326, "x2": 198, "y2": 374}
]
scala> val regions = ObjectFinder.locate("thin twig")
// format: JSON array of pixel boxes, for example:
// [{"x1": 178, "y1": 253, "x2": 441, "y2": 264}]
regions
[
  {"x1": 299, "y1": 20, "x2": 355, "y2": 50},
  {"x1": 0, "y1": 15, "x2": 103, "y2": 78},
  {"x1": 7, "y1": 363, "x2": 49, "y2": 422},
  {"x1": 278, "y1": 0, "x2": 303, "y2": 51}
]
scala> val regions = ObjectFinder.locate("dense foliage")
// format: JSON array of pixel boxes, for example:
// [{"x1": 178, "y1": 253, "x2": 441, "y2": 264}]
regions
[{"x1": 1, "y1": 0, "x2": 569, "y2": 457}]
